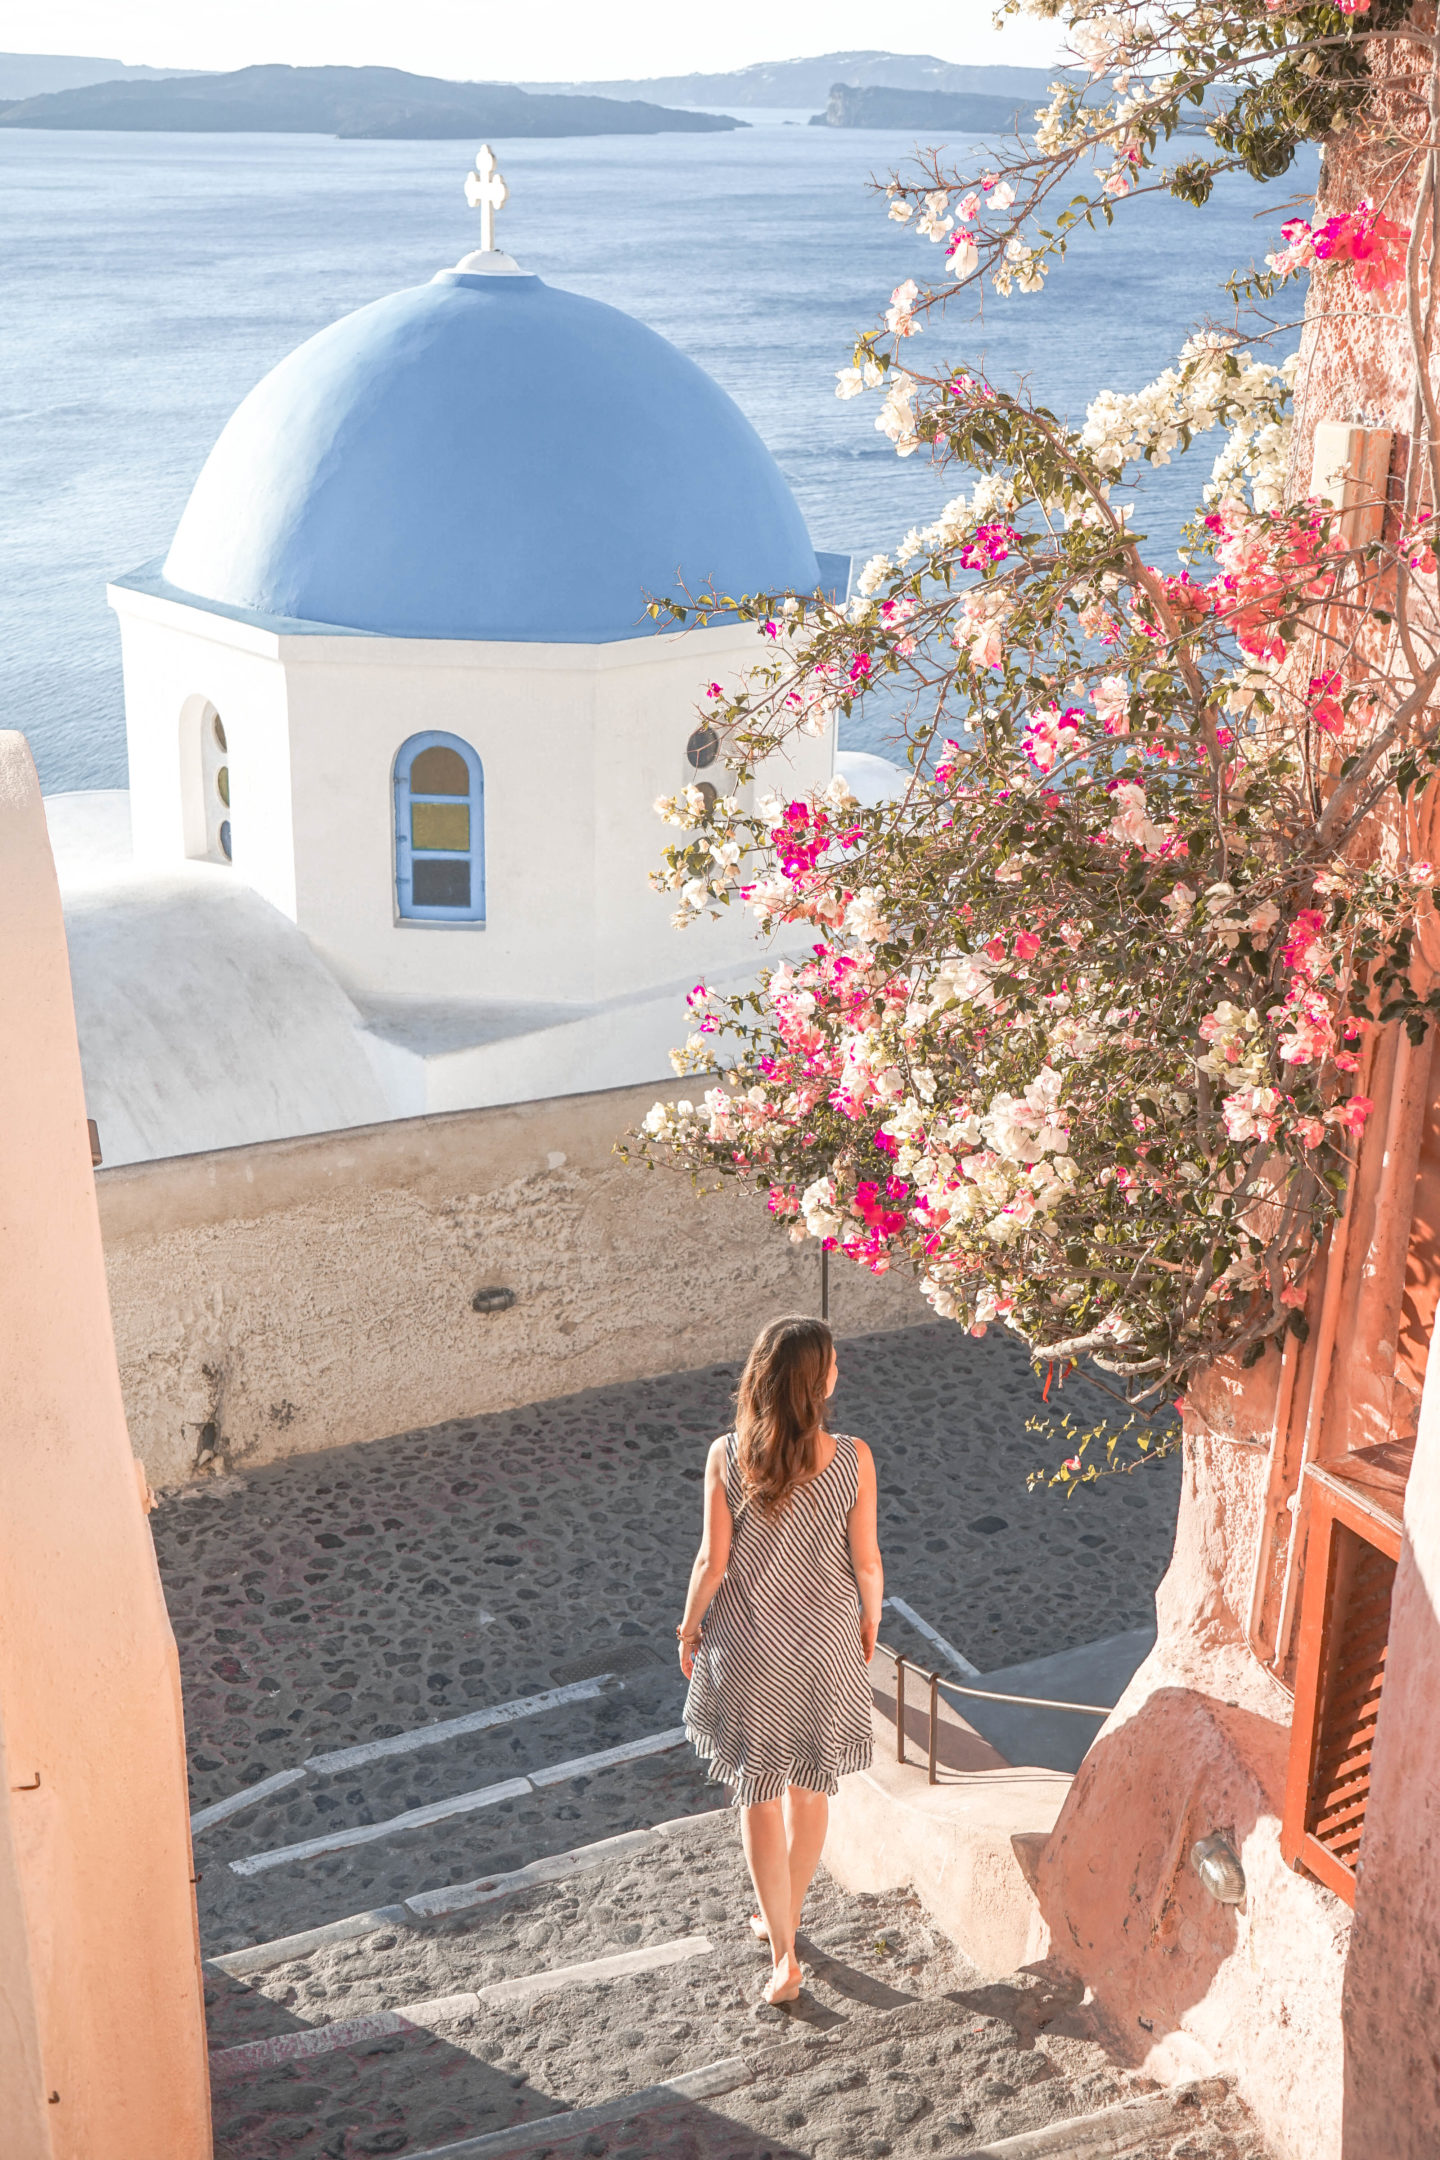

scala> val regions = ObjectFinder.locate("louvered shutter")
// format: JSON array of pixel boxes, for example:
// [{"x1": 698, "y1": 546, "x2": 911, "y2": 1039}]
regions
[{"x1": 1281, "y1": 1474, "x2": 1401, "y2": 1906}]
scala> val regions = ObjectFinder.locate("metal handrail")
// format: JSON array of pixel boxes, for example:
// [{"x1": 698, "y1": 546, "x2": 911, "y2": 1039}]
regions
[{"x1": 877, "y1": 1639, "x2": 1114, "y2": 1786}]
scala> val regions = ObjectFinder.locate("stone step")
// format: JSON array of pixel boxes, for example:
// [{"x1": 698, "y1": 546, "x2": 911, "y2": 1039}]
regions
[
  {"x1": 950, "y1": 2082, "x2": 1223, "y2": 2157},
  {"x1": 207, "y1": 1812, "x2": 1170, "y2": 2160},
  {"x1": 226, "y1": 1727, "x2": 690, "y2": 1878},
  {"x1": 190, "y1": 1677, "x2": 624, "y2": 1834},
  {"x1": 399, "y1": 2055, "x2": 753, "y2": 2159},
  {"x1": 200, "y1": 1666, "x2": 686, "y2": 1865},
  {"x1": 209, "y1": 1935, "x2": 717, "y2": 2080},
  {"x1": 199, "y1": 1723, "x2": 717, "y2": 1955}
]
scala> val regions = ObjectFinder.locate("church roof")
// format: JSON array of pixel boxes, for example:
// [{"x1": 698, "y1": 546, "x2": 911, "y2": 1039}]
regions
[{"x1": 161, "y1": 267, "x2": 821, "y2": 644}]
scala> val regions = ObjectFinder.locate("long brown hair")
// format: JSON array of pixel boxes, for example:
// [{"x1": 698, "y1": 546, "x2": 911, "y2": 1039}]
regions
[{"x1": 735, "y1": 1316, "x2": 834, "y2": 1516}]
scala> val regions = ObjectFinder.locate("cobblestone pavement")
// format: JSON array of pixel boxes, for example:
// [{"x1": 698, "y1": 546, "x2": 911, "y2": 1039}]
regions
[
  {"x1": 207, "y1": 1814, "x2": 1266, "y2": 2160},
  {"x1": 154, "y1": 1321, "x2": 1181, "y2": 1953}
]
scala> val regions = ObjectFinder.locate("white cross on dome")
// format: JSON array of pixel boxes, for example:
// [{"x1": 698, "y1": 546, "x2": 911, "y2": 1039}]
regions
[{"x1": 464, "y1": 146, "x2": 509, "y2": 255}]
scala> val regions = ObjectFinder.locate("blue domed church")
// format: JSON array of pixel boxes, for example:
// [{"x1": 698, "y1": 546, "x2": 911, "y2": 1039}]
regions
[{"x1": 68, "y1": 155, "x2": 854, "y2": 1164}]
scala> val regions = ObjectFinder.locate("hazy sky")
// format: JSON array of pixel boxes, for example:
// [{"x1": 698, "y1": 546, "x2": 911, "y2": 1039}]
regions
[{"x1": 0, "y1": 2, "x2": 1064, "y2": 81}]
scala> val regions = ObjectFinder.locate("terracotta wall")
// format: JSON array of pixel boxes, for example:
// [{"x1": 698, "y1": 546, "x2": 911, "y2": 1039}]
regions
[
  {"x1": 1341, "y1": 1342, "x2": 1440, "y2": 2154},
  {"x1": 1036, "y1": 1432, "x2": 1354, "y2": 2149},
  {"x1": 97, "y1": 1084, "x2": 925, "y2": 1490},
  {"x1": 0, "y1": 734, "x2": 210, "y2": 2157}
]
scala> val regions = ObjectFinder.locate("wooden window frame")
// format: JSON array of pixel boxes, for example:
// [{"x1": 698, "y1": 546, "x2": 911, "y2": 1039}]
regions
[{"x1": 1280, "y1": 1467, "x2": 1401, "y2": 1907}]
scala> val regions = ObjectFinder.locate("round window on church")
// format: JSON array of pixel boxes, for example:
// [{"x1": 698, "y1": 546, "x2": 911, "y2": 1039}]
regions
[
  {"x1": 686, "y1": 726, "x2": 719, "y2": 771},
  {"x1": 192, "y1": 699, "x2": 233, "y2": 868}
]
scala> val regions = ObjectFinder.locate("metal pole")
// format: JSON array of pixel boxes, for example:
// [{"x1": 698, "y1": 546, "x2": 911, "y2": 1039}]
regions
[
  {"x1": 895, "y1": 1653, "x2": 906, "y2": 1764},
  {"x1": 928, "y1": 1671, "x2": 939, "y2": 1786},
  {"x1": 821, "y1": 1244, "x2": 830, "y2": 1321}
]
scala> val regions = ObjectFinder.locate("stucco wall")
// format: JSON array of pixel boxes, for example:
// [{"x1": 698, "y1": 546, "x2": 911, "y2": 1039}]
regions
[
  {"x1": 1036, "y1": 1430, "x2": 1352, "y2": 2156},
  {"x1": 110, "y1": 586, "x2": 831, "y2": 1008},
  {"x1": 1340, "y1": 1318, "x2": 1440, "y2": 2156},
  {"x1": 0, "y1": 733, "x2": 210, "y2": 2158},
  {"x1": 99, "y1": 1079, "x2": 925, "y2": 1491}
]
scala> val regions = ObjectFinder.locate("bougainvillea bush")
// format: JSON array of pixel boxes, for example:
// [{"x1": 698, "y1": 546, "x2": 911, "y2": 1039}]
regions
[{"x1": 633, "y1": 0, "x2": 1440, "y2": 1471}]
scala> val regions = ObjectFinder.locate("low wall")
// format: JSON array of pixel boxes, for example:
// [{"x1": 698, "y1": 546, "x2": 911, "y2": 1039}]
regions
[{"x1": 98, "y1": 1081, "x2": 925, "y2": 1489}]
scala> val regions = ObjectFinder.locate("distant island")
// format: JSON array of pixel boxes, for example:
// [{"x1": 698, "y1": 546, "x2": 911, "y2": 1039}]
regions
[
  {"x1": 811, "y1": 85, "x2": 1037, "y2": 132},
  {"x1": 0, "y1": 64, "x2": 745, "y2": 138},
  {"x1": 522, "y1": 51, "x2": 1072, "y2": 109},
  {"x1": 811, "y1": 77, "x2": 1222, "y2": 134}
]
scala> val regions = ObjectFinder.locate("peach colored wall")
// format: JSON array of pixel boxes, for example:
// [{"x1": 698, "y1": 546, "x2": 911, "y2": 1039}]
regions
[
  {"x1": 1340, "y1": 1322, "x2": 1440, "y2": 2153},
  {"x1": 1036, "y1": 1434, "x2": 1353, "y2": 2154},
  {"x1": 0, "y1": 734, "x2": 211, "y2": 2157}
]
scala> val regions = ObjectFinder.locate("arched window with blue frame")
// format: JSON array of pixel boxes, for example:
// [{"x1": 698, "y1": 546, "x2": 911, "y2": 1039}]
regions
[{"x1": 394, "y1": 732, "x2": 485, "y2": 923}]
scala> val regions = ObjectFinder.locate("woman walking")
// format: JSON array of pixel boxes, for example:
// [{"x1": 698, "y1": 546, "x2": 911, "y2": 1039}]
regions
[{"x1": 678, "y1": 1315, "x2": 883, "y2": 2005}]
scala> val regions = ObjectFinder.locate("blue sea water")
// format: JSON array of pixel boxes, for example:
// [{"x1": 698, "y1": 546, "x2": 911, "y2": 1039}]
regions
[{"x1": 0, "y1": 119, "x2": 1316, "y2": 791}]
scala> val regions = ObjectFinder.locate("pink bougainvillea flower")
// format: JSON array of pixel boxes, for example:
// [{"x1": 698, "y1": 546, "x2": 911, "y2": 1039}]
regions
[
  {"x1": 959, "y1": 522, "x2": 1020, "y2": 569},
  {"x1": 946, "y1": 230, "x2": 979, "y2": 278},
  {"x1": 1307, "y1": 670, "x2": 1345, "y2": 734},
  {"x1": 1312, "y1": 199, "x2": 1410, "y2": 293},
  {"x1": 1266, "y1": 214, "x2": 1319, "y2": 278},
  {"x1": 1337, "y1": 1095, "x2": 1375, "y2": 1133},
  {"x1": 1014, "y1": 931, "x2": 1042, "y2": 962},
  {"x1": 848, "y1": 653, "x2": 871, "y2": 683},
  {"x1": 1282, "y1": 908, "x2": 1327, "y2": 970},
  {"x1": 1023, "y1": 703, "x2": 1089, "y2": 775},
  {"x1": 1091, "y1": 676, "x2": 1130, "y2": 734}
]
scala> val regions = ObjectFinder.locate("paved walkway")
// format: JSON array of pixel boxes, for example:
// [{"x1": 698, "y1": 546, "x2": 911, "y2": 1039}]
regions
[
  {"x1": 153, "y1": 1321, "x2": 1181, "y2": 1953},
  {"x1": 206, "y1": 1812, "x2": 1266, "y2": 2160}
]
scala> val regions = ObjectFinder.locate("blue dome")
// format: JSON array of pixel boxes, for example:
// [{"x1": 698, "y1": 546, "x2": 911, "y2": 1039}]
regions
[{"x1": 163, "y1": 269, "x2": 820, "y2": 642}]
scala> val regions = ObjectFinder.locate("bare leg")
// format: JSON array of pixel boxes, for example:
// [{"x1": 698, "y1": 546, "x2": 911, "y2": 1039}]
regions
[
  {"x1": 748, "y1": 1787, "x2": 830, "y2": 1944},
  {"x1": 783, "y1": 1786, "x2": 829, "y2": 1935},
  {"x1": 739, "y1": 1799, "x2": 802, "y2": 2001}
]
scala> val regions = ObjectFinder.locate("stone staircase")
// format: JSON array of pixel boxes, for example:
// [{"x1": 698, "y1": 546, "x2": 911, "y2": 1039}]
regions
[
  {"x1": 205, "y1": 1808, "x2": 1269, "y2": 2160},
  {"x1": 194, "y1": 1660, "x2": 718, "y2": 1951}
]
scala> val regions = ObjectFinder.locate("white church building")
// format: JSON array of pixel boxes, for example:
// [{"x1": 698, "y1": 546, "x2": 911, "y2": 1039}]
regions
[{"x1": 46, "y1": 153, "x2": 897, "y2": 1169}]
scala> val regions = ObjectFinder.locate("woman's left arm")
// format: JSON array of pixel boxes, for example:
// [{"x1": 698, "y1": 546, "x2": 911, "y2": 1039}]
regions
[
  {"x1": 847, "y1": 1438, "x2": 884, "y2": 1664},
  {"x1": 677, "y1": 1438, "x2": 733, "y2": 1678}
]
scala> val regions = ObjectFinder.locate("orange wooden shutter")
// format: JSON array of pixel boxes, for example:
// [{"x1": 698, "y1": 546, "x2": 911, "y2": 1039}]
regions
[{"x1": 1281, "y1": 1472, "x2": 1401, "y2": 1906}]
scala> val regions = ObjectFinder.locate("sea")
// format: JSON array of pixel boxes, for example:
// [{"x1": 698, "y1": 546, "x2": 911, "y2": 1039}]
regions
[{"x1": 0, "y1": 116, "x2": 1318, "y2": 791}]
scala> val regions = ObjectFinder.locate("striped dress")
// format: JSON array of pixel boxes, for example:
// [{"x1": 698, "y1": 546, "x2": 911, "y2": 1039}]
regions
[{"x1": 684, "y1": 1429, "x2": 874, "y2": 1805}]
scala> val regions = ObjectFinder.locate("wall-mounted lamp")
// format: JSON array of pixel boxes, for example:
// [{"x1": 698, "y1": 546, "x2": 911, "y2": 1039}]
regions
[{"x1": 1191, "y1": 1830, "x2": 1246, "y2": 1905}]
